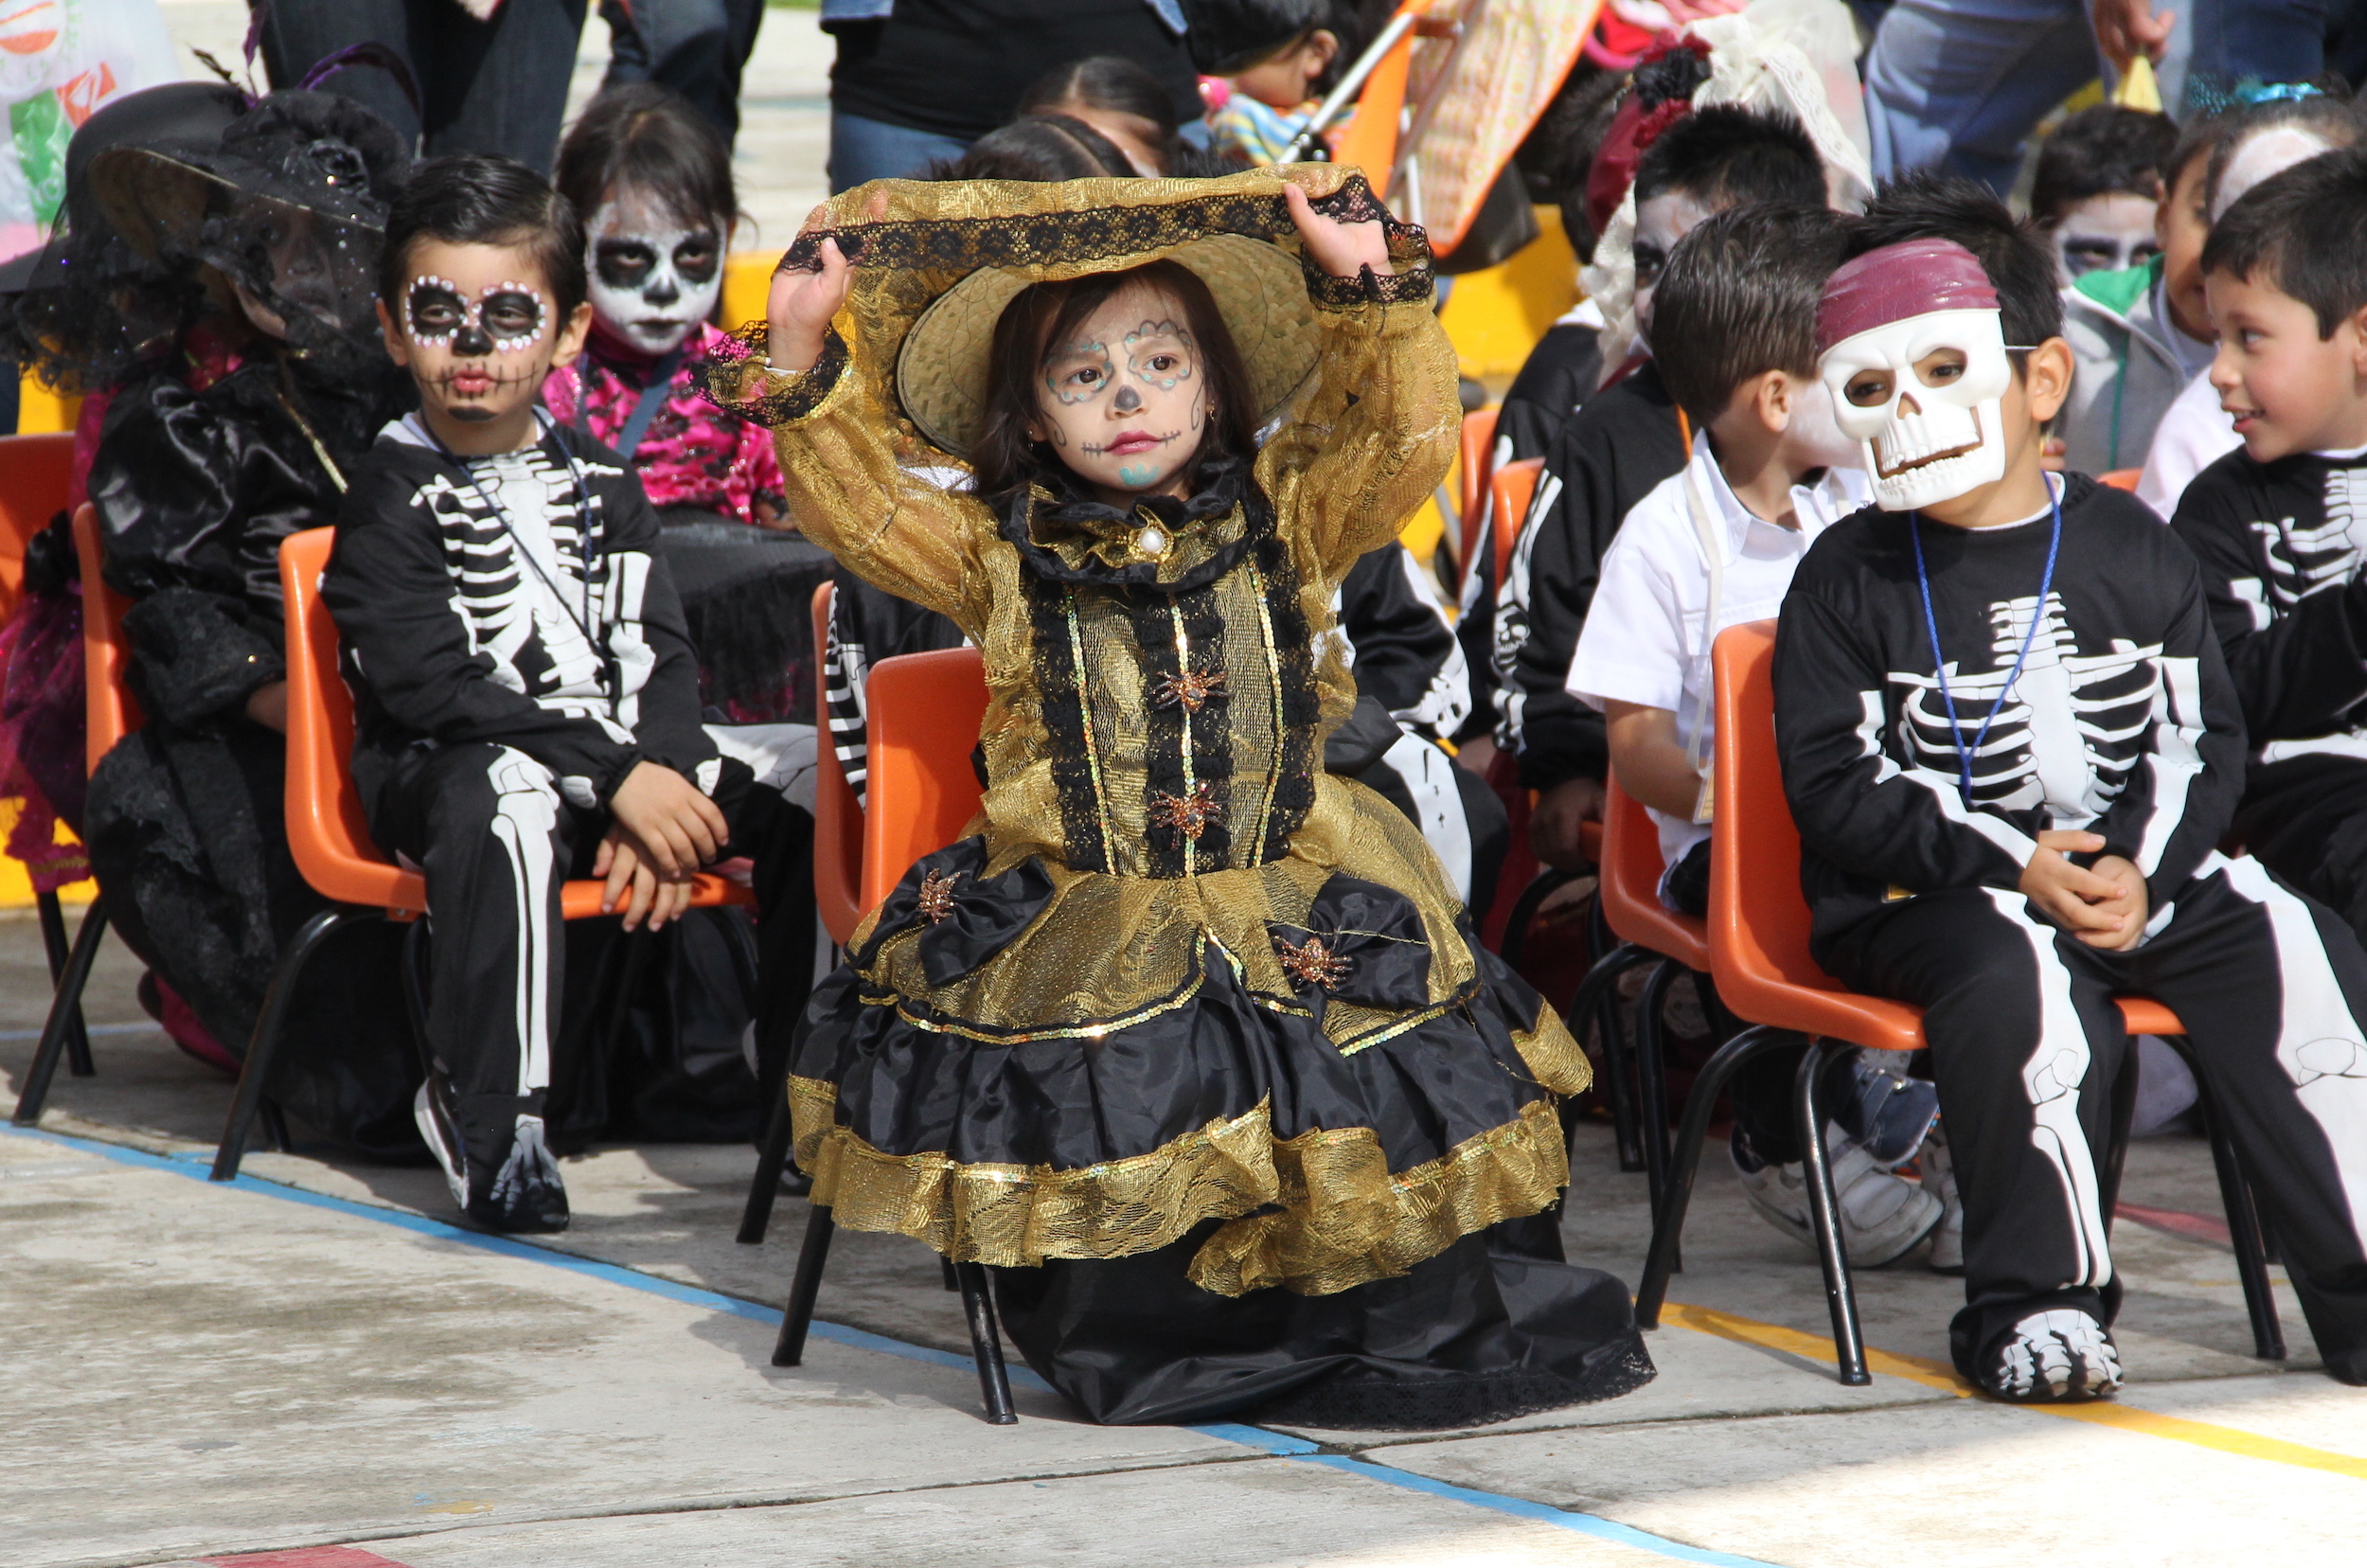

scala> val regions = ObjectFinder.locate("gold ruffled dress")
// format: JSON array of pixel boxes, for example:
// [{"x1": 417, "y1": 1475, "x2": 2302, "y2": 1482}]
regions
[{"x1": 706, "y1": 167, "x2": 1651, "y2": 1428}]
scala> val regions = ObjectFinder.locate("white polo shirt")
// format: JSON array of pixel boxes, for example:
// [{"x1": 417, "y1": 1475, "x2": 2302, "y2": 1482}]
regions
[{"x1": 1567, "y1": 437, "x2": 1871, "y2": 878}]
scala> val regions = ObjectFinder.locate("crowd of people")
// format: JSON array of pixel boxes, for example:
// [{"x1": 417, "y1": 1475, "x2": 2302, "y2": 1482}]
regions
[{"x1": 7, "y1": 0, "x2": 2367, "y2": 1430}]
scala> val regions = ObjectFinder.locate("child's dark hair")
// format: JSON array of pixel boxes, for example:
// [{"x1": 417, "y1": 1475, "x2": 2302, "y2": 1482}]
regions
[
  {"x1": 381, "y1": 155, "x2": 586, "y2": 318},
  {"x1": 554, "y1": 82, "x2": 739, "y2": 236},
  {"x1": 970, "y1": 259, "x2": 1258, "y2": 506},
  {"x1": 2204, "y1": 89, "x2": 2367, "y2": 218},
  {"x1": 1652, "y1": 203, "x2": 1851, "y2": 427},
  {"x1": 2202, "y1": 147, "x2": 2367, "y2": 337},
  {"x1": 1633, "y1": 104, "x2": 1825, "y2": 211},
  {"x1": 933, "y1": 115, "x2": 1136, "y2": 181},
  {"x1": 2031, "y1": 105, "x2": 2175, "y2": 223},
  {"x1": 1844, "y1": 170, "x2": 2062, "y2": 347},
  {"x1": 1184, "y1": 0, "x2": 1361, "y2": 85},
  {"x1": 1019, "y1": 55, "x2": 1180, "y2": 139}
]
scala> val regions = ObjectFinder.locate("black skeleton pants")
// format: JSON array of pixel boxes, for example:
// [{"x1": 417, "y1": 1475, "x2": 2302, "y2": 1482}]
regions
[
  {"x1": 1819, "y1": 859, "x2": 2367, "y2": 1381},
  {"x1": 2235, "y1": 754, "x2": 2367, "y2": 937},
  {"x1": 371, "y1": 741, "x2": 798, "y2": 1172}
]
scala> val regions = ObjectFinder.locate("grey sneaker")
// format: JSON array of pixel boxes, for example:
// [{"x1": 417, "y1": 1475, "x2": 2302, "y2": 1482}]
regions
[
  {"x1": 1980, "y1": 1309, "x2": 2123, "y2": 1402},
  {"x1": 1921, "y1": 1121, "x2": 1964, "y2": 1274},
  {"x1": 1731, "y1": 1125, "x2": 1945, "y2": 1267}
]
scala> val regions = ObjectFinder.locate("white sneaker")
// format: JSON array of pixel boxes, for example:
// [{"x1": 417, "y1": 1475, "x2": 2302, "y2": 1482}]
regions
[
  {"x1": 1731, "y1": 1126, "x2": 1945, "y2": 1267},
  {"x1": 1921, "y1": 1121, "x2": 1964, "y2": 1274},
  {"x1": 1980, "y1": 1309, "x2": 2123, "y2": 1402}
]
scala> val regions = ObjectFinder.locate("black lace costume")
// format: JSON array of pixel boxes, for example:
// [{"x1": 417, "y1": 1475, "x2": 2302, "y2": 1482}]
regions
[{"x1": 705, "y1": 169, "x2": 1651, "y2": 1429}]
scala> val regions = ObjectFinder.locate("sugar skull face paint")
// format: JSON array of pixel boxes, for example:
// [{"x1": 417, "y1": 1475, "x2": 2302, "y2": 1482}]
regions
[
  {"x1": 586, "y1": 192, "x2": 725, "y2": 356},
  {"x1": 381, "y1": 236, "x2": 591, "y2": 448},
  {"x1": 1028, "y1": 279, "x2": 1211, "y2": 503},
  {"x1": 403, "y1": 276, "x2": 550, "y2": 355}
]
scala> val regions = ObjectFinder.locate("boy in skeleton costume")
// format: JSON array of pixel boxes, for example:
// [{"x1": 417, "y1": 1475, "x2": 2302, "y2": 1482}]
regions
[
  {"x1": 2170, "y1": 151, "x2": 2367, "y2": 945},
  {"x1": 1775, "y1": 179, "x2": 2367, "y2": 1400},
  {"x1": 327, "y1": 158, "x2": 802, "y2": 1234}
]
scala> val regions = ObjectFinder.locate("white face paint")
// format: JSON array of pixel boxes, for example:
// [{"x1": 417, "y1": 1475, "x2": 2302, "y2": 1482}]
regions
[
  {"x1": 1821, "y1": 308, "x2": 2014, "y2": 511},
  {"x1": 2212, "y1": 126, "x2": 2337, "y2": 222},
  {"x1": 2051, "y1": 192, "x2": 2161, "y2": 281},
  {"x1": 586, "y1": 192, "x2": 726, "y2": 356}
]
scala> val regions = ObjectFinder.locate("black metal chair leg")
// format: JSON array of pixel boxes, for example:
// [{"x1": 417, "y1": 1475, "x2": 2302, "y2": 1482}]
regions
[
  {"x1": 1636, "y1": 1025, "x2": 1791, "y2": 1327},
  {"x1": 12, "y1": 896, "x2": 110, "y2": 1126},
  {"x1": 258, "y1": 1098, "x2": 294, "y2": 1154},
  {"x1": 955, "y1": 1260, "x2": 1019, "y2": 1424},
  {"x1": 2159, "y1": 1035, "x2": 2286, "y2": 1361},
  {"x1": 739, "y1": 1095, "x2": 799, "y2": 1244},
  {"x1": 1633, "y1": 960, "x2": 1680, "y2": 1220},
  {"x1": 773, "y1": 1203, "x2": 836, "y2": 1366},
  {"x1": 212, "y1": 908, "x2": 367, "y2": 1181},
  {"x1": 941, "y1": 1255, "x2": 962, "y2": 1291},
  {"x1": 1794, "y1": 1039, "x2": 1871, "y2": 1386},
  {"x1": 36, "y1": 889, "x2": 95, "y2": 1078},
  {"x1": 1564, "y1": 942, "x2": 1647, "y2": 1170},
  {"x1": 2099, "y1": 1033, "x2": 2143, "y2": 1233}
]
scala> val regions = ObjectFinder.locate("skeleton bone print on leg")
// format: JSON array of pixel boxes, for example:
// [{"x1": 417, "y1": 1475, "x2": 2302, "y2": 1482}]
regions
[{"x1": 1891, "y1": 592, "x2": 2164, "y2": 823}]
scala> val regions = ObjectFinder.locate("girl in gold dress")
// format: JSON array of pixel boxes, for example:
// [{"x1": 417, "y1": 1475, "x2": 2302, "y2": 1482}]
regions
[{"x1": 703, "y1": 165, "x2": 1652, "y2": 1428}]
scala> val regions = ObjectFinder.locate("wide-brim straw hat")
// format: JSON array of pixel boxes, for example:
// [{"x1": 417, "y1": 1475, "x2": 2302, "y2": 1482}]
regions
[{"x1": 756, "y1": 164, "x2": 1424, "y2": 461}]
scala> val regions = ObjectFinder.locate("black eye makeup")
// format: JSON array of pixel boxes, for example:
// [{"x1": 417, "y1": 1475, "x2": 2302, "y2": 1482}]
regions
[
  {"x1": 403, "y1": 276, "x2": 548, "y2": 353},
  {"x1": 594, "y1": 240, "x2": 656, "y2": 291}
]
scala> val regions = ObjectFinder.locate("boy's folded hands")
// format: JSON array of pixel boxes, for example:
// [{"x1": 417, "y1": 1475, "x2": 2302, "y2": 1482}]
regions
[
  {"x1": 604, "y1": 760, "x2": 732, "y2": 926},
  {"x1": 596, "y1": 827, "x2": 692, "y2": 933},
  {"x1": 2020, "y1": 829, "x2": 2147, "y2": 950}
]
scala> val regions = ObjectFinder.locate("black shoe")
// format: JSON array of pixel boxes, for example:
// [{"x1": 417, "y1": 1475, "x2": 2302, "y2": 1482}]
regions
[
  {"x1": 1978, "y1": 1309, "x2": 2123, "y2": 1402},
  {"x1": 414, "y1": 1072, "x2": 570, "y2": 1234}
]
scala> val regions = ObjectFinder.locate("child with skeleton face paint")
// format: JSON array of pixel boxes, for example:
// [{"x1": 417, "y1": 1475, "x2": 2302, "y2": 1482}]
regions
[{"x1": 548, "y1": 85, "x2": 787, "y2": 531}]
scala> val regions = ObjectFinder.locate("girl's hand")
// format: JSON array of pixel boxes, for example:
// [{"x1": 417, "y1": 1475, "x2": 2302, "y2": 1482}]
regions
[
  {"x1": 766, "y1": 230, "x2": 852, "y2": 376},
  {"x1": 1285, "y1": 183, "x2": 1393, "y2": 280}
]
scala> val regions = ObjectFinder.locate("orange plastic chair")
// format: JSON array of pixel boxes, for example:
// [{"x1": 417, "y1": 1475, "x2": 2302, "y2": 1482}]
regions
[
  {"x1": 762, "y1": 638, "x2": 1015, "y2": 1423},
  {"x1": 859, "y1": 647, "x2": 990, "y2": 916},
  {"x1": 1457, "y1": 406, "x2": 1499, "y2": 568},
  {"x1": 2101, "y1": 468, "x2": 2142, "y2": 491},
  {"x1": 1557, "y1": 776, "x2": 1710, "y2": 1195},
  {"x1": 809, "y1": 581, "x2": 863, "y2": 948},
  {"x1": 1631, "y1": 619, "x2": 2283, "y2": 1383},
  {"x1": 206, "y1": 526, "x2": 753, "y2": 1179},
  {"x1": 73, "y1": 501, "x2": 139, "y2": 771},
  {"x1": 1487, "y1": 456, "x2": 1542, "y2": 604},
  {"x1": 4, "y1": 460, "x2": 102, "y2": 1127},
  {"x1": 0, "y1": 431, "x2": 72, "y2": 620}
]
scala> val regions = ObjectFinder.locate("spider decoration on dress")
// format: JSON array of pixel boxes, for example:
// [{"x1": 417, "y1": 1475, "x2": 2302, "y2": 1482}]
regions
[
  {"x1": 1152, "y1": 667, "x2": 1228, "y2": 714},
  {"x1": 917, "y1": 867, "x2": 963, "y2": 924},
  {"x1": 1274, "y1": 934, "x2": 1352, "y2": 991},
  {"x1": 1148, "y1": 781, "x2": 1225, "y2": 841}
]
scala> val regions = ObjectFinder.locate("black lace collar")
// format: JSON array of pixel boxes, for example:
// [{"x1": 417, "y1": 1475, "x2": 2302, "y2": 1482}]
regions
[{"x1": 998, "y1": 455, "x2": 1266, "y2": 592}]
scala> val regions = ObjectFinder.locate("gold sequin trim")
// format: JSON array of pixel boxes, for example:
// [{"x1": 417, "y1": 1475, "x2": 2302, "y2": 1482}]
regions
[
  {"x1": 792, "y1": 1082, "x2": 1284, "y2": 1268},
  {"x1": 1185, "y1": 1096, "x2": 1571, "y2": 1297}
]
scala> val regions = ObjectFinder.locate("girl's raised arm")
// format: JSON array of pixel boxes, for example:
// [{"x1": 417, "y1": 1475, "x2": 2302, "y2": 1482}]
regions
[{"x1": 1259, "y1": 186, "x2": 1462, "y2": 582}]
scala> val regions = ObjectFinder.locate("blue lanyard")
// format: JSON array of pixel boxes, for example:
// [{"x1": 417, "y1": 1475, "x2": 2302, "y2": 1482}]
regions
[{"x1": 1908, "y1": 475, "x2": 2063, "y2": 810}]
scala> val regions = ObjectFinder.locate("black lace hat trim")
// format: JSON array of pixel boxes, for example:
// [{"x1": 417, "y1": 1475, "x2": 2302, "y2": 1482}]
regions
[{"x1": 769, "y1": 174, "x2": 1427, "y2": 285}]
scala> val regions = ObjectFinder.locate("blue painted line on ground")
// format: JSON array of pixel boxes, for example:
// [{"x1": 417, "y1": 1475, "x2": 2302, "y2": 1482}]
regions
[{"x1": 7, "y1": 1120, "x2": 1779, "y2": 1567}]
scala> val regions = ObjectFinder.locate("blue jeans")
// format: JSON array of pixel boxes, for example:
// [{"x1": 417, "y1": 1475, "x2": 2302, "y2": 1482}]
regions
[
  {"x1": 1865, "y1": 0, "x2": 2325, "y2": 191},
  {"x1": 828, "y1": 109, "x2": 970, "y2": 192}
]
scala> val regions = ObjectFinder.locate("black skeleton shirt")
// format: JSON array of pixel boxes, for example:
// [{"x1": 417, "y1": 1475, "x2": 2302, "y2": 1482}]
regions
[
  {"x1": 1774, "y1": 472, "x2": 2243, "y2": 944},
  {"x1": 2170, "y1": 446, "x2": 2367, "y2": 770}
]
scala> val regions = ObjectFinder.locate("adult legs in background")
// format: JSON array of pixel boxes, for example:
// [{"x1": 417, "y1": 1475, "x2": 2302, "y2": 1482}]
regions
[
  {"x1": 598, "y1": 0, "x2": 767, "y2": 145},
  {"x1": 827, "y1": 110, "x2": 970, "y2": 191},
  {"x1": 255, "y1": 0, "x2": 590, "y2": 171},
  {"x1": 1862, "y1": 0, "x2": 2117, "y2": 191}
]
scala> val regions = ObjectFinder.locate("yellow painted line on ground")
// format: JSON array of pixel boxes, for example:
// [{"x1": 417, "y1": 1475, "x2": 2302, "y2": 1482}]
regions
[{"x1": 1663, "y1": 1299, "x2": 2367, "y2": 1482}]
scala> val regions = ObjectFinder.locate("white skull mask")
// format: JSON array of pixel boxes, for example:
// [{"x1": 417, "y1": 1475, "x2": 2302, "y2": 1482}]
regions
[
  {"x1": 586, "y1": 195, "x2": 726, "y2": 357},
  {"x1": 1821, "y1": 308, "x2": 2013, "y2": 512}
]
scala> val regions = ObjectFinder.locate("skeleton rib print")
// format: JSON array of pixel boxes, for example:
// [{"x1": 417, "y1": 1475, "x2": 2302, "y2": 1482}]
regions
[{"x1": 1888, "y1": 591, "x2": 2165, "y2": 825}]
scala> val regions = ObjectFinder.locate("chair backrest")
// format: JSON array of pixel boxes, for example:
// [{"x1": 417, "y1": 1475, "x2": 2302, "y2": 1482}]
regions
[
  {"x1": 1708, "y1": 619, "x2": 1848, "y2": 1011},
  {"x1": 1488, "y1": 456, "x2": 1542, "y2": 597},
  {"x1": 1598, "y1": 771, "x2": 1703, "y2": 964},
  {"x1": 861, "y1": 646, "x2": 990, "y2": 917},
  {"x1": 1458, "y1": 405, "x2": 1498, "y2": 564},
  {"x1": 0, "y1": 432, "x2": 72, "y2": 621},
  {"x1": 71, "y1": 501, "x2": 142, "y2": 775},
  {"x1": 279, "y1": 526, "x2": 420, "y2": 912},
  {"x1": 2101, "y1": 468, "x2": 2141, "y2": 491},
  {"x1": 1330, "y1": 5, "x2": 1419, "y2": 197},
  {"x1": 810, "y1": 580, "x2": 865, "y2": 947}
]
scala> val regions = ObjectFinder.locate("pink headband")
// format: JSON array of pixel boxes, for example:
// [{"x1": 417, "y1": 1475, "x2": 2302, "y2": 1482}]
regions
[{"x1": 1815, "y1": 239, "x2": 2000, "y2": 355}]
